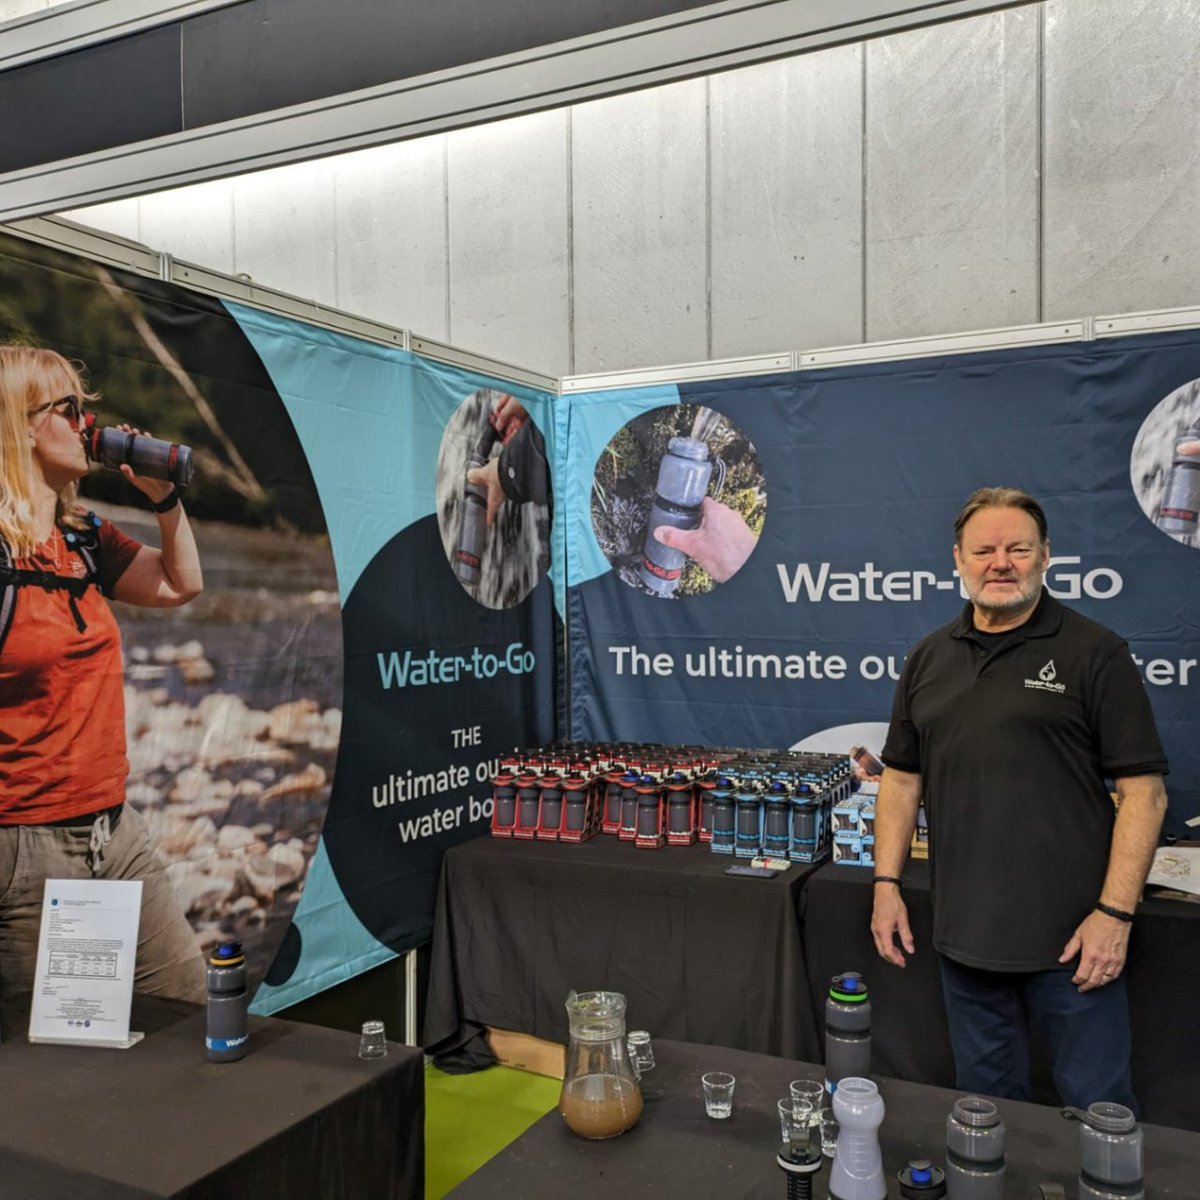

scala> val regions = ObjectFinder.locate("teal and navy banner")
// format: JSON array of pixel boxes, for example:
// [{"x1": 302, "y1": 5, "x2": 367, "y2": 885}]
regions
[
  {"x1": 225, "y1": 312, "x2": 558, "y2": 1010},
  {"x1": 563, "y1": 335, "x2": 1200, "y2": 833}
]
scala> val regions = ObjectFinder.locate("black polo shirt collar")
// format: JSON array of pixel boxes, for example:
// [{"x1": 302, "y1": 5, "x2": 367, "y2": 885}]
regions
[{"x1": 949, "y1": 587, "x2": 1063, "y2": 646}]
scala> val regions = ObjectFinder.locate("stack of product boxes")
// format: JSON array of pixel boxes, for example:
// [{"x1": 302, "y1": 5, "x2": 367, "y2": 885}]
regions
[
  {"x1": 488, "y1": 742, "x2": 854, "y2": 862},
  {"x1": 705, "y1": 750, "x2": 851, "y2": 866},
  {"x1": 831, "y1": 782, "x2": 877, "y2": 868},
  {"x1": 490, "y1": 742, "x2": 731, "y2": 846}
]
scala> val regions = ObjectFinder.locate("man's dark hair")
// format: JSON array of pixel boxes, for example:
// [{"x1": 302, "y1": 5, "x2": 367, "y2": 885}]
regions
[{"x1": 954, "y1": 487, "x2": 1048, "y2": 546}]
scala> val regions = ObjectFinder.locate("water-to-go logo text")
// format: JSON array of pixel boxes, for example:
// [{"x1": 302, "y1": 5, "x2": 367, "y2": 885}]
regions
[{"x1": 777, "y1": 556, "x2": 1122, "y2": 603}]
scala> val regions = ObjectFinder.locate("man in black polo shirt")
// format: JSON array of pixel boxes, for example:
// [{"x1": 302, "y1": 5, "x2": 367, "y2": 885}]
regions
[{"x1": 870, "y1": 486, "x2": 1168, "y2": 1110}]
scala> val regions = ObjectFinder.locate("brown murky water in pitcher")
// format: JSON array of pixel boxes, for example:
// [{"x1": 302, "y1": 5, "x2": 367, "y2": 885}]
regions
[{"x1": 559, "y1": 1073, "x2": 644, "y2": 1139}]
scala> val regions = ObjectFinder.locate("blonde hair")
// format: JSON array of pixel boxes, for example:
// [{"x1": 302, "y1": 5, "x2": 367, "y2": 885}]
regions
[{"x1": 0, "y1": 344, "x2": 98, "y2": 557}]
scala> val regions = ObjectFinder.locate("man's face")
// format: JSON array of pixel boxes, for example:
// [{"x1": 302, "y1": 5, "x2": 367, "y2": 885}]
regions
[{"x1": 953, "y1": 506, "x2": 1048, "y2": 618}]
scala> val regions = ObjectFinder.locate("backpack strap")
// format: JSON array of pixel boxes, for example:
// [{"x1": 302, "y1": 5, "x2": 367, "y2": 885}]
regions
[
  {"x1": 0, "y1": 539, "x2": 15, "y2": 657},
  {"x1": 0, "y1": 514, "x2": 105, "y2": 652}
]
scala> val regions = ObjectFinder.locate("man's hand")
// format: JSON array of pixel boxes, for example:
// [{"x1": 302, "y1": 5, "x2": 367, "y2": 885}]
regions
[
  {"x1": 654, "y1": 496, "x2": 757, "y2": 583},
  {"x1": 871, "y1": 885, "x2": 915, "y2": 968},
  {"x1": 466, "y1": 458, "x2": 506, "y2": 527},
  {"x1": 1059, "y1": 909, "x2": 1131, "y2": 992}
]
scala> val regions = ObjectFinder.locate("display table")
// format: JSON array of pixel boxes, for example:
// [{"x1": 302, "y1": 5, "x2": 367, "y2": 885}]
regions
[
  {"x1": 424, "y1": 834, "x2": 822, "y2": 1064},
  {"x1": 0, "y1": 996, "x2": 424, "y2": 1199},
  {"x1": 446, "y1": 1039, "x2": 1200, "y2": 1198},
  {"x1": 802, "y1": 860, "x2": 1200, "y2": 1131}
]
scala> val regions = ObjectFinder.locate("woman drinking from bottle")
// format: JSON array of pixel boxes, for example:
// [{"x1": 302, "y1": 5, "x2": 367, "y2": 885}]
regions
[{"x1": 0, "y1": 344, "x2": 205, "y2": 1039}]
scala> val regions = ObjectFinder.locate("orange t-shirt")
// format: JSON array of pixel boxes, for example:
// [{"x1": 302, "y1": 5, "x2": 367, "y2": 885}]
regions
[{"x1": 0, "y1": 520, "x2": 141, "y2": 824}]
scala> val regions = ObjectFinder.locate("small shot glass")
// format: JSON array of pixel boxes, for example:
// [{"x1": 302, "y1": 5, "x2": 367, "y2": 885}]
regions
[
  {"x1": 627, "y1": 1030, "x2": 655, "y2": 1077},
  {"x1": 818, "y1": 1106, "x2": 839, "y2": 1158},
  {"x1": 701, "y1": 1071, "x2": 735, "y2": 1119},
  {"x1": 357, "y1": 1019, "x2": 388, "y2": 1060},
  {"x1": 789, "y1": 1077, "x2": 825, "y2": 1120},
  {"x1": 777, "y1": 1097, "x2": 814, "y2": 1154}
]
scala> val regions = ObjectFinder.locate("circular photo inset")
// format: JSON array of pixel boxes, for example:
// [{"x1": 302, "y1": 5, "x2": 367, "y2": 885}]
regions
[
  {"x1": 1130, "y1": 377, "x2": 1200, "y2": 549},
  {"x1": 591, "y1": 404, "x2": 765, "y2": 598},
  {"x1": 435, "y1": 388, "x2": 552, "y2": 609}
]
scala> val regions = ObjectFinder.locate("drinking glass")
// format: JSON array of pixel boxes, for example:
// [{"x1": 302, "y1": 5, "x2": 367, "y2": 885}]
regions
[
  {"x1": 777, "y1": 1097, "x2": 814, "y2": 1153},
  {"x1": 357, "y1": 1019, "x2": 388, "y2": 1060},
  {"x1": 819, "y1": 1106, "x2": 839, "y2": 1157},
  {"x1": 627, "y1": 1030, "x2": 655, "y2": 1076},
  {"x1": 702, "y1": 1071, "x2": 735, "y2": 1118}
]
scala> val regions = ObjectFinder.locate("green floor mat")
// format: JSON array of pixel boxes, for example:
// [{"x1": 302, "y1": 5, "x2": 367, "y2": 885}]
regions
[{"x1": 424, "y1": 1062, "x2": 560, "y2": 1199}]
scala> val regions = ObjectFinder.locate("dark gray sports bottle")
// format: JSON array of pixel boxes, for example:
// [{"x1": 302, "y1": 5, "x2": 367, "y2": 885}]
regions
[
  {"x1": 710, "y1": 777, "x2": 735, "y2": 853},
  {"x1": 455, "y1": 420, "x2": 499, "y2": 584},
  {"x1": 562, "y1": 774, "x2": 588, "y2": 833},
  {"x1": 85, "y1": 422, "x2": 194, "y2": 486},
  {"x1": 734, "y1": 782, "x2": 763, "y2": 857},
  {"x1": 1156, "y1": 424, "x2": 1200, "y2": 536},
  {"x1": 639, "y1": 436, "x2": 713, "y2": 595},
  {"x1": 946, "y1": 1096, "x2": 1006, "y2": 1199},
  {"x1": 666, "y1": 774, "x2": 693, "y2": 835},
  {"x1": 515, "y1": 772, "x2": 541, "y2": 833},
  {"x1": 763, "y1": 781, "x2": 791, "y2": 856},
  {"x1": 492, "y1": 770, "x2": 517, "y2": 829},
  {"x1": 1062, "y1": 1103, "x2": 1144, "y2": 1200},
  {"x1": 825, "y1": 971, "x2": 871, "y2": 1095},
  {"x1": 206, "y1": 941, "x2": 248, "y2": 1062}
]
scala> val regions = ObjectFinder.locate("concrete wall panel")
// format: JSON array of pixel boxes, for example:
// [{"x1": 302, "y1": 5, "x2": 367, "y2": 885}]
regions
[
  {"x1": 232, "y1": 159, "x2": 336, "y2": 304},
  {"x1": 446, "y1": 110, "x2": 569, "y2": 377},
  {"x1": 865, "y1": 9, "x2": 1039, "y2": 342},
  {"x1": 333, "y1": 138, "x2": 448, "y2": 340},
  {"x1": 571, "y1": 79, "x2": 708, "y2": 374},
  {"x1": 141, "y1": 178, "x2": 235, "y2": 272},
  {"x1": 60, "y1": 198, "x2": 141, "y2": 244},
  {"x1": 1043, "y1": 0, "x2": 1200, "y2": 319},
  {"x1": 710, "y1": 46, "x2": 863, "y2": 357}
]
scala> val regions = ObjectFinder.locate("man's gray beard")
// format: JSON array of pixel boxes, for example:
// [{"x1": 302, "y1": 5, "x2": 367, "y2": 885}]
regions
[{"x1": 968, "y1": 572, "x2": 1044, "y2": 617}]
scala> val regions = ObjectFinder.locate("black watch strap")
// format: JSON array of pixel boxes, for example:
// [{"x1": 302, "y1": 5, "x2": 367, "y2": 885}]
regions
[
  {"x1": 873, "y1": 875, "x2": 903, "y2": 888},
  {"x1": 152, "y1": 489, "x2": 180, "y2": 513},
  {"x1": 1095, "y1": 901, "x2": 1135, "y2": 923}
]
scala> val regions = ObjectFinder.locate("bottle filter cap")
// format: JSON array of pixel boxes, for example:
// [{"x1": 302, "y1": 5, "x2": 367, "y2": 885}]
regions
[
  {"x1": 209, "y1": 941, "x2": 245, "y2": 967},
  {"x1": 830, "y1": 971, "x2": 868, "y2": 1002},
  {"x1": 898, "y1": 1158, "x2": 946, "y2": 1197}
]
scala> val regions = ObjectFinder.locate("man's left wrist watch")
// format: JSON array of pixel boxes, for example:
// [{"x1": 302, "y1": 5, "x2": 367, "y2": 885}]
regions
[{"x1": 152, "y1": 488, "x2": 180, "y2": 513}]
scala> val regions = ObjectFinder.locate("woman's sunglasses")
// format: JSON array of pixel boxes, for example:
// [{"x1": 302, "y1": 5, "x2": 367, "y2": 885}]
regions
[{"x1": 28, "y1": 394, "x2": 84, "y2": 426}]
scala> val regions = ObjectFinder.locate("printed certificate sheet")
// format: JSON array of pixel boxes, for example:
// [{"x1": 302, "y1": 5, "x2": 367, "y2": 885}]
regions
[{"x1": 27, "y1": 878, "x2": 143, "y2": 1048}]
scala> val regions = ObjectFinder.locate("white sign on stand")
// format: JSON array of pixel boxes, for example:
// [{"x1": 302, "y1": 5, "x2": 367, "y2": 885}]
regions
[{"x1": 27, "y1": 878, "x2": 144, "y2": 1049}]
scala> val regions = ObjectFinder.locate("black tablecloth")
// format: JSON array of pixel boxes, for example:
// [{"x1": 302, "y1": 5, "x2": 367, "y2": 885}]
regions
[
  {"x1": 446, "y1": 1039, "x2": 1200, "y2": 1199},
  {"x1": 803, "y1": 860, "x2": 1200, "y2": 1131},
  {"x1": 0, "y1": 996, "x2": 424, "y2": 1199},
  {"x1": 424, "y1": 834, "x2": 822, "y2": 1064}
]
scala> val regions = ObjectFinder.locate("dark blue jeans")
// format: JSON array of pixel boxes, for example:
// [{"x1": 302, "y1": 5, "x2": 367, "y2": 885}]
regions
[{"x1": 938, "y1": 954, "x2": 1136, "y2": 1113}]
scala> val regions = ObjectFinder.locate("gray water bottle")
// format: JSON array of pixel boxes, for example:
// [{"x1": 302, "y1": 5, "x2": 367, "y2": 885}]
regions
[
  {"x1": 1156, "y1": 424, "x2": 1200, "y2": 536},
  {"x1": 85, "y1": 421, "x2": 194, "y2": 486},
  {"x1": 206, "y1": 941, "x2": 249, "y2": 1062},
  {"x1": 639, "y1": 436, "x2": 715, "y2": 595},
  {"x1": 945, "y1": 1096, "x2": 1006, "y2": 1199},
  {"x1": 825, "y1": 971, "x2": 871, "y2": 1095},
  {"x1": 1062, "y1": 1103, "x2": 1144, "y2": 1200}
]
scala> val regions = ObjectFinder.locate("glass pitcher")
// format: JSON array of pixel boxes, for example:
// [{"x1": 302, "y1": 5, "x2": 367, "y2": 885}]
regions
[{"x1": 558, "y1": 990, "x2": 644, "y2": 1139}]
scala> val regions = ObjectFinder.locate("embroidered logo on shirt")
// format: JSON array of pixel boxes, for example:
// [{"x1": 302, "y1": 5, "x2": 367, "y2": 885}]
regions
[{"x1": 1025, "y1": 658, "x2": 1066, "y2": 694}]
